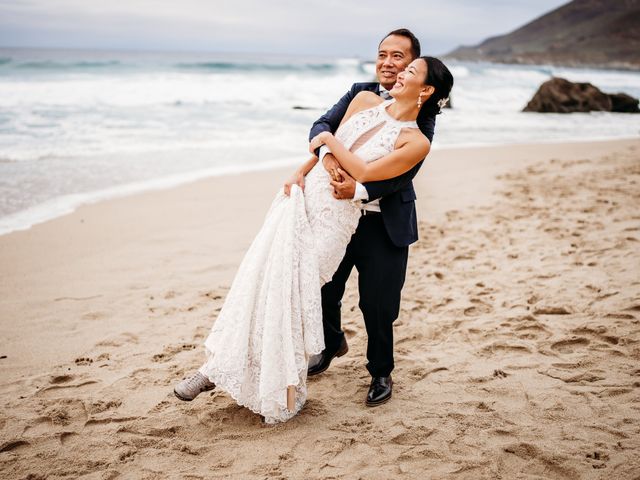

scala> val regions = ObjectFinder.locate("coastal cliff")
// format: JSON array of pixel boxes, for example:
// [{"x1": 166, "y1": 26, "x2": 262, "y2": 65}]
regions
[{"x1": 446, "y1": 0, "x2": 640, "y2": 70}]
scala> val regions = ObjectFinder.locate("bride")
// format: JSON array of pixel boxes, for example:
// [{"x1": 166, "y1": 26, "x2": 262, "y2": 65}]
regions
[{"x1": 174, "y1": 56, "x2": 453, "y2": 423}]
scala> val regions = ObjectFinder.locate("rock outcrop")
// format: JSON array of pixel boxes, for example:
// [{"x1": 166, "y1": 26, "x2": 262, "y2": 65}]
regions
[
  {"x1": 523, "y1": 77, "x2": 639, "y2": 113},
  {"x1": 609, "y1": 93, "x2": 640, "y2": 113}
]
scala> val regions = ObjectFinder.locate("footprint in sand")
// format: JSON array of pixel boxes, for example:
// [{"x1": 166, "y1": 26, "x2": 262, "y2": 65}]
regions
[
  {"x1": 84, "y1": 416, "x2": 140, "y2": 428},
  {"x1": 540, "y1": 369, "x2": 605, "y2": 384},
  {"x1": 407, "y1": 366, "x2": 448, "y2": 381},
  {"x1": 35, "y1": 374, "x2": 100, "y2": 397},
  {"x1": 464, "y1": 299, "x2": 493, "y2": 317},
  {"x1": 570, "y1": 326, "x2": 620, "y2": 345},
  {"x1": 585, "y1": 450, "x2": 609, "y2": 470},
  {"x1": 550, "y1": 337, "x2": 590, "y2": 354},
  {"x1": 503, "y1": 442, "x2": 579, "y2": 478},
  {"x1": 0, "y1": 439, "x2": 30, "y2": 453},
  {"x1": 329, "y1": 417, "x2": 373, "y2": 434},
  {"x1": 390, "y1": 425, "x2": 436, "y2": 446},
  {"x1": 509, "y1": 315, "x2": 553, "y2": 340},
  {"x1": 533, "y1": 306, "x2": 570, "y2": 315},
  {"x1": 595, "y1": 388, "x2": 634, "y2": 398},
  {"x1": 88, "y1": 399, "x2": 123, "y2": 414},
  {"x1": 480, "y1": 342, "x2": 531, "y2": 356},
  {"x1": 59, "y1": 431, "x2": 79, "y2": 445},
  {"x1": 95, "y1": 332, "x2": 139, "y2": 347},
  {"x1": 49, "y1": 374, "x2": 74, "y2": 384},
  {"x1": 605, "y1": 312, "x2": 635, "y2": 320},
  {"x1": 152, "y1": 343, "x2": 197, "y2": 362}
]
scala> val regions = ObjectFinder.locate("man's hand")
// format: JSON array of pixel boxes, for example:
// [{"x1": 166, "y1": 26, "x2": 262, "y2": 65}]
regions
[
  {"x1": 323, "y1": 153, "x2": 344, "y2": 183},
  {"x1": 330, "y1": 168, "x2": 356, "y2": 200},
  {"x1": 283, "y1": 169, "x2": 305, "y2": 196}
]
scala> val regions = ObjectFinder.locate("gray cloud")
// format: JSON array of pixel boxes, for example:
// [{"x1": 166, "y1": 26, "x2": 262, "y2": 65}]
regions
[{"x1": 0, "y1": 0, "x2": 569, "y2": 56}]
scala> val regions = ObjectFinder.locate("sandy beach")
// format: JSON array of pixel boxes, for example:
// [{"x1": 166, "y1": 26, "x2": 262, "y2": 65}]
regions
[{"x1": 1, "y1": 138, "x2": 639, "y2": 479}]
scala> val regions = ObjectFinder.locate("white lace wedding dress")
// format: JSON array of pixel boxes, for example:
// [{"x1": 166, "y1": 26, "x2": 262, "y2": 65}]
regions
[{"x1": 199, "y1": 99, "x2": 418, "y2": 423}]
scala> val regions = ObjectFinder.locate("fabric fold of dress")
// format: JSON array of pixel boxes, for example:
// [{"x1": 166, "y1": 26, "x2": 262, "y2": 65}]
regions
[{"x1": 200, "y1": 185, "x2": 325, "y2": 423}]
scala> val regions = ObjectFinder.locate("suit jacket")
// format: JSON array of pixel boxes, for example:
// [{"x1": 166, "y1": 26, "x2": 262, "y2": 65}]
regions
[{"x1": 309, "y1": 82, "x2": 436, "y2": 247}]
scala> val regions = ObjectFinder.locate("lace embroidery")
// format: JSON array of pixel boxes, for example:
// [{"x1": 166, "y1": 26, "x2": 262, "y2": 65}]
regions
[{"x1": 200, "y1": 99, "x2": 416, "y2": 423}]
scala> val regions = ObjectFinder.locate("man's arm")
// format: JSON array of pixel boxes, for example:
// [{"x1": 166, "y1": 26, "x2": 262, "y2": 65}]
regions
[
  {"x1": 311, "y1": 85, "x2": 436, "y2": 201},
  {"x1": 364, "y1": 160, "x2": 422, "y2": 201},
  {"x1": 309, "y1": 85, "x2": 358, "y2": 143},
  {"x1": 362, "y1": 112, "x2": 436, "y2": 201}
]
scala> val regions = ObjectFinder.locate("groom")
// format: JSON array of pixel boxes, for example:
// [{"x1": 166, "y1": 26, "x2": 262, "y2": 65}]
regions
[{"x1": 306, "y1": 29, "x2": 436, "y2": 406}]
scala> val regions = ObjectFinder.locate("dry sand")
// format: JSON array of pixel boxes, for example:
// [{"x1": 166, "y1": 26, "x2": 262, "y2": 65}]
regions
[{"x1": 1, "y1": 139, "x2": 639, "y2": 479}]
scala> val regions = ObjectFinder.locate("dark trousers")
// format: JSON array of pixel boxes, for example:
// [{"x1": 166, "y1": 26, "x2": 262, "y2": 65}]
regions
[{"x1": 321, "y1": 212, "x2": 408, "y2": 377}]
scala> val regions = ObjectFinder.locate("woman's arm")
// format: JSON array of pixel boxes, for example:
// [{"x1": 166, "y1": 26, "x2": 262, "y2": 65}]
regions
[
  {"x1": 283, "y1": 155, "x2": 318, "y2": 196},
  {"x1": 311, "y1": 130, "x2": 430, "y2": 184}
]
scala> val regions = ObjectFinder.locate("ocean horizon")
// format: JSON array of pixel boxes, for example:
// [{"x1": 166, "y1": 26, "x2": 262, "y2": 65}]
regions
[{"x1": 1, "y1": 47, "x2": 639, "y2": 236}]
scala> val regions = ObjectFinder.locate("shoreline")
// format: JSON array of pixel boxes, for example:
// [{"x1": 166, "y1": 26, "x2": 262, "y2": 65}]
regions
[{"x1": 2, "y1": 136, "x2": 639, "y2": 238}]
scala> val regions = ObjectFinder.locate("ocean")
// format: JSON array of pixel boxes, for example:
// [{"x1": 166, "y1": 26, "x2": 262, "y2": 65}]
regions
[{"x1": 1, "y1": 47, "x2": 639, "y2": 235}]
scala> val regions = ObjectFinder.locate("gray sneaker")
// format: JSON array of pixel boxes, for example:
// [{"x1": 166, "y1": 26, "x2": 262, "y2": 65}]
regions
[{"x1": 173, "y1": 371, "x2": 215, "y2": 401}]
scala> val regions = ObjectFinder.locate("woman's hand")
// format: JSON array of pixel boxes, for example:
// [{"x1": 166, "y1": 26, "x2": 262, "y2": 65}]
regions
[
  {"x1": 322, "y1": 153, "x2": 344, "y2": 182},
  {"x1": 309, "y1": 131, "x2": 332, "y2": 154},
  {"x1": 283, "y1": 169, "x2": 305, "y2": 196}
]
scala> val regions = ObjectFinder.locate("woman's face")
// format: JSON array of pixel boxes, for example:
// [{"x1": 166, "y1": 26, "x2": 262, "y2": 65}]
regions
[{"x1": 389, "y1": 58, "x2": 428, "y2": 101}]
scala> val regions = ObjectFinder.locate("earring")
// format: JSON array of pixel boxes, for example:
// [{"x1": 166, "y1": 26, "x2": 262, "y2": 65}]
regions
[{"x1": 417, "y1": 94, "x2": 423, "y2": 108}]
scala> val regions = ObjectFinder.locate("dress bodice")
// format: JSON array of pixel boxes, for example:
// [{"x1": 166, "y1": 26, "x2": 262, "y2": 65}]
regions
[{"x1": 334, "y1": 99, "x2": 418, "y2": 162}]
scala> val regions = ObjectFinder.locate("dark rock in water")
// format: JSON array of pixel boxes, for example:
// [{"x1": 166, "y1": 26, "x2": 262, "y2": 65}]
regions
[
  {"x1": 524, "y1": 77, "x2": 610, "y2": 113},
  {"x1": 609, "y1": 93, "x2": 640, "y2": 113},
  {"x1": 524, "y1": 77, "x2": 639, "y2": 113},
  {"x1": 292, "y1": 105, "x2": 314, "y2": 110}
]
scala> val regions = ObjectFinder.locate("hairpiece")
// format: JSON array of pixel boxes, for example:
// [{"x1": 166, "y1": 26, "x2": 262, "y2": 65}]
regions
[{"x1": 437, "y1": 97, "x2": 449, "y2": 109}]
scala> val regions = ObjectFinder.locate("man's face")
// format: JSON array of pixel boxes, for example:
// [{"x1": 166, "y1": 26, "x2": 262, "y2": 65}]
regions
[{"x1": 376, "y1": 35, "x2": 414, "y2": 90}]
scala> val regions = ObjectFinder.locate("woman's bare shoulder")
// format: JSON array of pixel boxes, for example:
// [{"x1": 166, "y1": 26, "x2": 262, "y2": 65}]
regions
[
  {"x1": 401, "y1": 127, "x2": 429, "y2": 143},
  {"x1": 399, "y1": 128, "x2": 431, "y2": 154},
  {"x1": 342, "y1": 91, "x2": 384, "y2": 124},
  {"x1": 353, "y1": 90, "x2": 384, "y2": 108}
]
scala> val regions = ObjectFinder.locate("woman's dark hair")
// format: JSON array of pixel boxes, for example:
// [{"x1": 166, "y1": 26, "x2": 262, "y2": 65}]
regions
[
  {"x1": 380, "y1": 28, "x2": 421, "y2": 60},
  {"x1": 419, "y1": 56, "x2": 454, "y2": 117}
]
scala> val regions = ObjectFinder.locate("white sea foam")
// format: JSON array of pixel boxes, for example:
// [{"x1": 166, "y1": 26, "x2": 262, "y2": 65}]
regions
[
  {"x1": 0, "y1": 155, "x2": 301, "y2": 236},
  {"x1": 1, "y1": 48, "x2": 639, "y2": 236}
]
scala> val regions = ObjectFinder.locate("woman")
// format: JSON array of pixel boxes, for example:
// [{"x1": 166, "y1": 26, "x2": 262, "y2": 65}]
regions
[{"x1": 174, "y1": 56, "x2": 453, "y2": 423}]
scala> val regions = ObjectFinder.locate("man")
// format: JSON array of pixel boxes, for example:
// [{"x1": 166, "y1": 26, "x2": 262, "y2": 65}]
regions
[
  {"x1": 306, "y1": 28, "x2": 436, "y2": 406},
  {"x1": 173, "y1": 28, "x2": 436, "y2": 406}
]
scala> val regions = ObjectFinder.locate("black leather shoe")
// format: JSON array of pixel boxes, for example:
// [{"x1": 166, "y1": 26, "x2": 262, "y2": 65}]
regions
[
  {"x1": 366, "y1": 376, "x2": 393, "y2": 407},
  {"x1": 307, "y1": 336, "x2": 348, "y2": 376}
]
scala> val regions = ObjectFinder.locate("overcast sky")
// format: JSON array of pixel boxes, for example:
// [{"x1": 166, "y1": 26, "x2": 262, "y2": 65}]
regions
[{"x1": 0, "y1": 0, "x2": 569, "y2": 56}]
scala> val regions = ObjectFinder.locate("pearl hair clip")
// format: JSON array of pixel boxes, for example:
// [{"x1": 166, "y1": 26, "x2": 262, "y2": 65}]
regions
[{"x1": 437, "y1": 97, "x2": 449, "y2": 109}]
